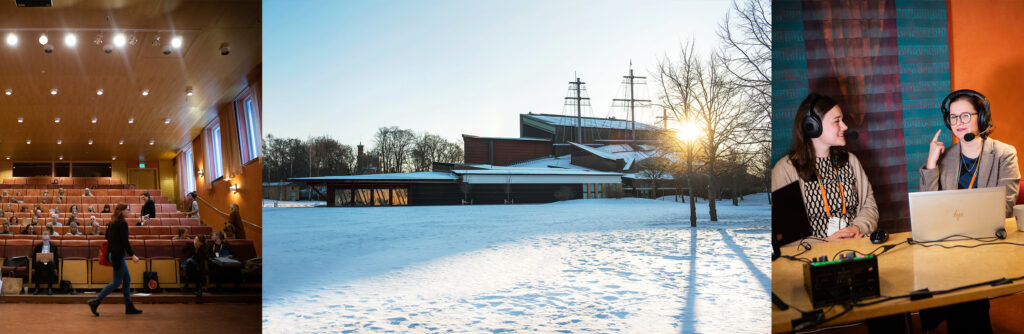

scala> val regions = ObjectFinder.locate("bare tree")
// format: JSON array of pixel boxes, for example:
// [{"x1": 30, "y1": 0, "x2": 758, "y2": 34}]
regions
[
  {"x1": 410, "y1": 134, "x2": 464, "y2": 172},
  {"x1": 691, "y1": 54, "x2": 746, "y2": 222},
  {"x1": 372, "y1": 126, "x2": 417, "y2": 173},
  {"x1": 653, "y1": 40, "x2": 701, "y2": 226},
  {"x1": 307, "y1": 135, "x2": 355, "y2": 177}
]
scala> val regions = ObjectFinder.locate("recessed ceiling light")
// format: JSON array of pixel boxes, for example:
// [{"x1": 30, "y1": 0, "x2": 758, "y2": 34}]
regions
[
  {"x1": 149, "y1": 139, "x2": 155, "y2": 145},
  {"x1": 4, "y1": 156, "x2": 9, "y2": 160},
  {"x1": 118, "y1": 139, "x2": 124, "y2": 145},
  {"x1": 5, "y1": 33, "x2": 16, "y2": 46},
  {"x1": 112, "y1": 156, "x2": 117, "y2": 161},
  {"x1": 164, "y1": 118, "x2": 171, "y2": 124},
  {"x1": 96, "y1": 89, "x2": 103, "y2": 96},
  {"x1": 50, "y1": 89, "x2": 57, "y2": 95},
  {"x1": 171, "y1": 36, "x2": 183, "y2": 48},
  {"x1": 57, "y1": 139, "x2": 62, "y2": 145},
  {"x1": 128, "y1": 117, "x2": 134, "y2": 124},
  {"x1": 17, "y1": 117, "x2": 23, "y2": 123},
  {"x1": 64, "y1": 33, "x2": 77, "y2": 47},
  {"x1": 186, "y1": 88, "x2": 193, "y2": 96},
  {"x1": 4, "y1": 89, "x2": 11, "y2": 96},
  {"x1": 58, "y1": 155, "x2": 63, "y2": 160},
  {"x1": 88, "y1": 139, "x2": 93, "y2": 145},
  {"x1": 141, "y1": 89, "x2": 149, "y2": 96},
  {"x1": 91, "y1": 117, "x2": 97, "y2": 124},
  {"x1": 113, "y1": 33, "x2": 126, "y2": 47},
  {"x1": 38, "y1": 34, "x2": 47, "y2": 45},
  {"x1": 26, "y1": 139, "x2": 31, "y2": 145},
  {"x1": 54, "y1": 117, "x2": 60, "y2": 123}
]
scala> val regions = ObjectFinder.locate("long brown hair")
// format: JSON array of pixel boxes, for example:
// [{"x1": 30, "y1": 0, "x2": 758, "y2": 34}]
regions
[
  {"x1": 112, "y1": 203, "x2": 129, "y2": 222},
  {"x1": 788, "y1": 93, "x2": 849, "y2": 182}
]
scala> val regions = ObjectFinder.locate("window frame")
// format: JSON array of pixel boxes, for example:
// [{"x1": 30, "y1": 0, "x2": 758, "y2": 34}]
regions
[
  {"x1": 206, "y1": 119, "x2": 224, "y2": 181},
  {"x1": 234, "y1": 88, "x2": 261, "y2": 165}
]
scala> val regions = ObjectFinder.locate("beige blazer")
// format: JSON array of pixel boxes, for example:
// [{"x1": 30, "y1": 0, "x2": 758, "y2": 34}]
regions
[
  {"x1": 772, "y1": 152, "x2": 879, "y2": 237},
  {"x1": 919, "y1": 138, "x2": 1021, "y2": 218}
]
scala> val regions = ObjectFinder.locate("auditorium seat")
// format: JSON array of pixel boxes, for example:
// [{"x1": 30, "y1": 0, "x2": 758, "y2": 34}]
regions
[
  {"x1": 146, "y1": 240, "x2": 180, "y2": 288},
  {"x1": 3, "y1": 239, "x2": 33, "y2": 282},
  {"x1": 59, "y1": 240, "x2": 90, "y2": 288},
  {"x1": 125, "y1": 239, "x2": 147, "y2": 288},
  {"x1": 88, "y1": 239, "x2": 111, "y2": 288}
]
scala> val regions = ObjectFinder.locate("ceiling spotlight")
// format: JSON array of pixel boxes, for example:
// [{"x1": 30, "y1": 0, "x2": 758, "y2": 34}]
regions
[
  {"x1": 88, "y1": 139, "x2": 93, "y2": 145},
  {"x1": 5, "y1": 33, "x2": 17, "y2": 46},
  {"x1": 171, "y1": 36, "x2": 183, "y2": 48},
  {"x1": 38, "y1": 33, "x2": 47, "y2": 45},
  {"x1": 149, "y1": 139, "x2": 155, "y2": 146},
  {"x1": 128, "y1": 33, "x2": 139, "y2": 46},
  {"x1": 91, "y1": 117, "x2": 97, "y2": 124},
  {"x1": 58, "y1": 155, "x2": 63, "y2": 161},
  {"x1": 128, "y1": 117, "x2": 134, "y2": 124},
  {"x1": 50, "y1": 89, "x2": 57, "y2": 95},
  {"x1": 57, "y1": 140, "x2": 62, "y2": 145},
  {"x1": 64, "y1": 33, "x2": 77, "y2": 47},
  {"x1": 4, "y1": 156, "x2": 9, "y2": 160},
  {"x1": 4, "y1": 89, "x2": 11, "y2": 96},
  {"x1": 112, "y1": 156, "x2": 117, "y2": 161},
  {"x1": 96, "y1": 89, "x2": 103, "y2": 96},
  {"x1": 113, "y1": 33, "x2": 126, "y2": 47},
  {"x1": 152, "y1": 34, "x2": 161, "y2": 47},
  {"x1": 93, "y1": 33, "x2": 103, "y2": 46},
  {"x1": 141, "y1": 89, "x2": 149, "y2": 96},
  {"x1": 54, "y1": 117, "x2": 60, "y2": 123},
  {"x1": 17, "y1": 117, "x2": 23, "y2": 123},
  {"x1": 26, "y1": 139, "x2": 31, "y2": 145},
  {"x1": 118, "y1": 139, "x2": 124, "y2": 145},
  {"x1": 186, "y1": 87, "x2": 193, "y2": 96},
  {"x1": 164, "y1": 118, "x2": 171, "y2": 124}
]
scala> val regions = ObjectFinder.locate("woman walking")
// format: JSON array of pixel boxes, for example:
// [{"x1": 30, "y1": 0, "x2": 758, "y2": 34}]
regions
[{"x1": 87, "y1": 203, "x2": 143, "y2": 316}]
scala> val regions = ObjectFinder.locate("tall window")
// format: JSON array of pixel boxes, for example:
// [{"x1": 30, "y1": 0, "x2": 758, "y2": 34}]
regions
[
  {"x1": 235, "y1": 88, "x2": 261, "y2": 164},
  {"x1": 183, "y1": 146, "x2": 196, "y2": 194},
  {"x1": 206, "y1": 119, "x2": 224, "y2": 180}
]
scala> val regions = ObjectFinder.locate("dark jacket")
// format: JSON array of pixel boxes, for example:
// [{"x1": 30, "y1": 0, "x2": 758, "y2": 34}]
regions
[
  {"x1": 210, "y1": 241, "x2": 232, "y2": 258},
  {"x1": 105, "y1": 219, "x2": 134, "y2": 269},
  {"x1": 141, "y1": 199, "x2": 156, "y2": 219}
]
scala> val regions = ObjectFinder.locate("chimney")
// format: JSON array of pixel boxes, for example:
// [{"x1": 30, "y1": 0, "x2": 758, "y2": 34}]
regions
[{"x1": 357, "y1": 142, "x2": 364, "y2": 157}]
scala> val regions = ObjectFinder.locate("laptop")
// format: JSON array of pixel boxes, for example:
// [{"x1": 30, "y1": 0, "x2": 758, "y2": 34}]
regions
[
  {"x1": 772, "y1": 181, "x2": 813, "y2": 259},
  {"x1": 908, "y1": 187, "x2": 1006, "y2": 241}
]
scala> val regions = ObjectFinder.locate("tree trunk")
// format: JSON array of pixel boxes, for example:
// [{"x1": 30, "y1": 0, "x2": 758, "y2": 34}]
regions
[
  {"x1": 687, "y1": 145, "x2": 697, "y2": 227},
  {"x1": 708, "y1": 160, "x2": 718, "y2": 222},
  {"x1": 732, "y1": 177, "x2": 739, "y2": 206}
]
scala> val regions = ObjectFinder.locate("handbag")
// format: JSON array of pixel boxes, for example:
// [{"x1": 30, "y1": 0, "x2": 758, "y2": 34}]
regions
[{"x1": 98, "y1": 241, "x2": 111, "y2": 266}]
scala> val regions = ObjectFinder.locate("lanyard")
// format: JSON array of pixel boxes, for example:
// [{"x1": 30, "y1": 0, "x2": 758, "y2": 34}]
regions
[
  {"x1": 817, "y1": 166, "x2": 847, "y2": 218},
  {"x1": 957, "y1": 144, "x2": 982, "y2": 190}
]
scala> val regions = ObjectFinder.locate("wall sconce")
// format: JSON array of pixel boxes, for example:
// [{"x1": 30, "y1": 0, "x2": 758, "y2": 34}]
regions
[
  {"x1": 197, "y1": 169, "x2": 203, "y2": 177},
  {"x1": 229, "y1": 184, "x2": 238, "y2": 194}
]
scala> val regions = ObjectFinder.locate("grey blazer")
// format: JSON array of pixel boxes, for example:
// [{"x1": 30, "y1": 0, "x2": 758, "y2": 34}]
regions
[{"x1": 919, "y1": 138, "x2": 1021, "y2": 218}]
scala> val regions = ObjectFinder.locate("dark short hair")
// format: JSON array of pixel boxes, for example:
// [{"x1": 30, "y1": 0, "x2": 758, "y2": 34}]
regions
[{"x1": 143, "y1": 192, "x2": 151, "y2": 198}]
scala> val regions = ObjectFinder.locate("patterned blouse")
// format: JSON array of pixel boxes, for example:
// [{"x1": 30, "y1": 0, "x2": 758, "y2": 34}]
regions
[{"x1": 802, "y1": 157, "x2": 860, "y2": 238}]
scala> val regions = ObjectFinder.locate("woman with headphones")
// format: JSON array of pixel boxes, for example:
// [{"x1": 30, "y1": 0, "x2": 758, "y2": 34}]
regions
[
  {"x1": 917, "y1": 89, "x2": 1020, "y2": 333},
  {"x1": 772, "y1": 93, "x2": 878, "y2": 242},
  {"x1": 922, "y1": 89, "x2": 1020, "y2": 217}
]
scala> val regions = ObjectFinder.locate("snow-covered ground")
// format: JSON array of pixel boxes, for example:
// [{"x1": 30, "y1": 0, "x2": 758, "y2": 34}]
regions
[
  {"x1": 263, "y1": 199, "x2": 326, "y2": 207},
  {"x1": 263, "y1": 194, "x2": 770, "y2": 333}
]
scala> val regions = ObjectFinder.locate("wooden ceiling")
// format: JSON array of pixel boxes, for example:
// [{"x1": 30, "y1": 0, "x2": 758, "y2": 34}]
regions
[{"x1": 0, "y1": 0, "x2": 261, "y2": 162}]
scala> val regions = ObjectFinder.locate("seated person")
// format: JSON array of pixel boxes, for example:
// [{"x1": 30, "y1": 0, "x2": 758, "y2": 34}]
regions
[
  {"x1": 209, "y1": 231, "x2": 232, "y2": 258},
  {"x1": 70, "y1": 204, "x2": 79, "y2": 214},
  {"x1": 223, "y1": 223, "x2": 238, "y2": 239},
  {"x1": 45, "y1": 222, "x2": 59, "y2": 236},
  {"x1": 140, "y1": 193, "x2": 156, "y2": 219},
  {"x1": 83, "y1": 187, "x2": 94, "y2": 197},
  {"x1": 172, "y1": 227, "x2": 188, "y2": 240},
  {"x1": 22, "y1": 223, "x2": 36, "y2": 235},
  {"x1": 32, "y1": 233, "x2": 60, "y2": 295},
  {"x1": 0, "y1": 221, "x2": 12, "y2": 234},
  {"x1": 101, "y1": 204, "x2": 111, "y2": 213},
  {"x1": 207, "y1": 231, "x2": 238, "y2": 291},
  {"x1": 51, "y1": 213, "x2": 63, "y2": 227},
  {"x1": 66, "y1": 222, "x2": 83, "y2": 236},
  {"x1": 89, "y1": 219, "x2": 103, "y2": 236},
  {"x1": 87, "y1": 204, "x2": 96, "y2": 213},
  {"x1": 772, "y1": 93, "x2": 878, "y2": 243},
  {"x1": 137, "y1": 216, "x2": 150, "y2": 226},
  {"x1": 7, "y1": 215, "x2": 17, "y2": 227},
  {"x1": 227, "y1": 203, "x2": 245, "y2": 239},
  {"x1": 58, "y1": 188, "x2": 65, "y2": 197},
  {"x1": 181, "y1": 234, "x2": 209, "y2": 296}
]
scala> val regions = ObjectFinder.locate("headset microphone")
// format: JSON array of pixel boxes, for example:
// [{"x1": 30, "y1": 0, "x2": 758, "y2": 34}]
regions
[{"x1": 963, "y1": 126, "x2": 994, "y2": 142}]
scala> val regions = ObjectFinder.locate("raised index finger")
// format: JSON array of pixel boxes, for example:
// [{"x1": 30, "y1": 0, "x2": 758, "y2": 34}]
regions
[{"x1": 932, "y1": 129, "x2": 941, "y2": 142}]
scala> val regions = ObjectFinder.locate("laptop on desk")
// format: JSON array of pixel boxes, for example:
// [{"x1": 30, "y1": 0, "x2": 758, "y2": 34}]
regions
[
  {"x1": 772, "y1": 181, "x2": 813, "y2": 260},
  {"x1": 909, "y1": 187, "x2": 1005, "y2": 242}
]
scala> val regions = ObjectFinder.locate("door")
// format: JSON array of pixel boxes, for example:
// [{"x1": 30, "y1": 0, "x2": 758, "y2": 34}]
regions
[{"x1": 128, "y1": 168, "x2": 158, "y2": 190}]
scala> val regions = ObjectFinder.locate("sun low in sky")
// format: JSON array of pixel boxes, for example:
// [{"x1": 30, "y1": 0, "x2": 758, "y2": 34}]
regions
[{"x1": 263, "y1": 0, "x2": 733, "y2": 146}]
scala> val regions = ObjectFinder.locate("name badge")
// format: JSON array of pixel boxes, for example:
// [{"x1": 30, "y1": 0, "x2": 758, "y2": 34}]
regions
[{"x1": 826, "y1": 216, "x2": 844, "y2": 236}]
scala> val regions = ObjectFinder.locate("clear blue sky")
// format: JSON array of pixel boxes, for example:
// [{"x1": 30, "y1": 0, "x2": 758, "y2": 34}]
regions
[{"x1": 264, "y1": 0, "x2": 732, "y2": 147}]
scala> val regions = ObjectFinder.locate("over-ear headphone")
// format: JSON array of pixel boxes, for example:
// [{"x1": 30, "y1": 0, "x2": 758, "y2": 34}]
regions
[
  {"x1": 941, "y1": 89, "x2": 991, "y2": 134},
  {"x1": 801, "y1": 93, "x2": 823, "y2": 138}
]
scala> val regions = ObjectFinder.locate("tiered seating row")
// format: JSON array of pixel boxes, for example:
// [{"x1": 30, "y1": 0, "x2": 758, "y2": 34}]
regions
[
  {"x1": 4, "y1": 217, "x2": 199, "y2": 226},
  {"x1": 4, "y1": 196, "x2": 170, "y2": 204},
  {"x1": 4, "y1": 203, "x2": 181, "y2": 216},
  {"x1": 2, "y1": 189, "x2": 160, "y2": 197},
  {"x1": 1, "y1": 225, "x2": 212, "y2": 237},
  {"x1": 0, "y1": 238, "x2": 256, "y2": 289},
  {"x1": 2, "y1": 177, "x2": 123, "y2": 186}
]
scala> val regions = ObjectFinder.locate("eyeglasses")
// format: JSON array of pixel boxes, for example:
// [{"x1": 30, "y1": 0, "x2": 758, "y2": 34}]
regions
[{"x1": 949, "y1": 112, "x2": 978, "y2": 125}]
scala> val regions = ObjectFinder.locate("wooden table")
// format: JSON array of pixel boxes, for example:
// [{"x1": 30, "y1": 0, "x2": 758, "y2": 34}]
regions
[{"x1": 772, "y1": 218, "x2": 1024, "y2": 332}]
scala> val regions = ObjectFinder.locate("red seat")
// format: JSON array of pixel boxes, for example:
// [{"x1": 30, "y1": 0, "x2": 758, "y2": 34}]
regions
[
  {"x1": 146, "y1": 240, "x2": 175, "y2": 259},
  {"x1": 226, "y1": 239, "x2": 257, "y2": 264},
  {"x1": 60, "y1": 240, "x2": 90, "y2": 260}
]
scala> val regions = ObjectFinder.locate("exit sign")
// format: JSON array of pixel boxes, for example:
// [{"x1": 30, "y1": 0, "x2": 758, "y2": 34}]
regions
[{"x1": 139, "y1": 163, "x2": 146, "y2": 168}]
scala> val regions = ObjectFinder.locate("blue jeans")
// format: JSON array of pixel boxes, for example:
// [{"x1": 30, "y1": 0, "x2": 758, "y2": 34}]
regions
[{"x1": 95, "y1": 254, "x2": 131, "y2": 304}]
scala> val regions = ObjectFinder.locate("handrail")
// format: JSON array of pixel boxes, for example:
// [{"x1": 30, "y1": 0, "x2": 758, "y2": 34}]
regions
[{"x1": 194, "y1": 196, "x2": 262, "y2": 230}]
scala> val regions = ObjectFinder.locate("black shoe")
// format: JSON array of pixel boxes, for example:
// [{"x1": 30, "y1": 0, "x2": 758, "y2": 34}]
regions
[
  {"x1": 125, "y1": 303, "x2": 142, "y2": 315},
  {"x1": 47, "y1": 288, "x2": 52, "y2": 295},
  {"x1": 87, "y1": 299, "x2": 100, "y2": 316}
]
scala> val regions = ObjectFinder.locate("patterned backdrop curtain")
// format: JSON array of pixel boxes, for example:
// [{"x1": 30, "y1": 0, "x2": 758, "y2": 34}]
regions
[{"x1": 772, "y1": 0, "x2": 951, "y2": 232}]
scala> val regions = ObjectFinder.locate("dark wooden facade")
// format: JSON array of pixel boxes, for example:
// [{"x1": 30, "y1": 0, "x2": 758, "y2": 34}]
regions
[{"x1": 462, "y1": 135, "x2": 553, "y2": 166}]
